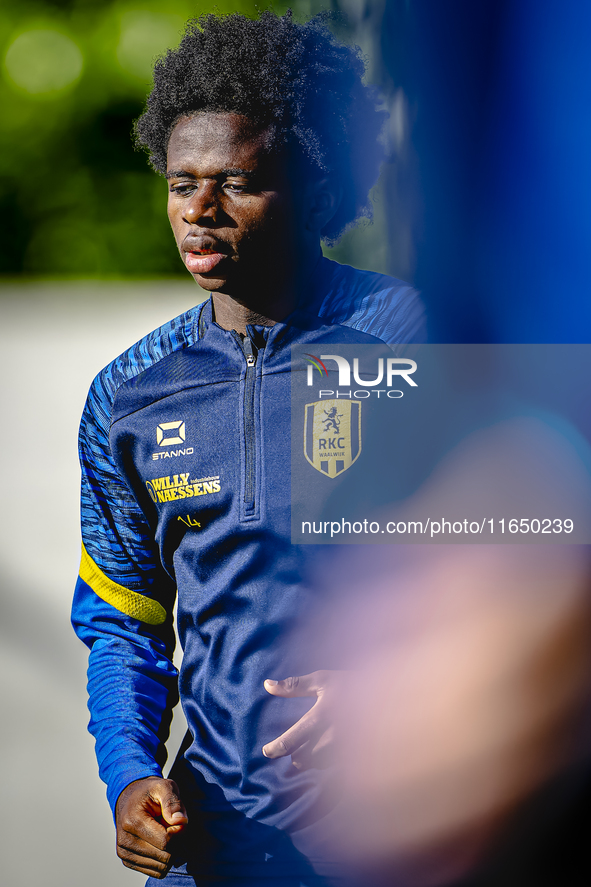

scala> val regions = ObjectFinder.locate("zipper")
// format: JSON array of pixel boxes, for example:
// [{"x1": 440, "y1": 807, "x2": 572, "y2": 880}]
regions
[{"x1": 239, "y1": 334, "x2": 259, "y2": 516}]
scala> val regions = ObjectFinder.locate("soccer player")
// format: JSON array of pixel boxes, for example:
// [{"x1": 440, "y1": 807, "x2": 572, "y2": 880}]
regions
[{"x1": 72, "y1": 11, "x2": 423, "y2": 885}]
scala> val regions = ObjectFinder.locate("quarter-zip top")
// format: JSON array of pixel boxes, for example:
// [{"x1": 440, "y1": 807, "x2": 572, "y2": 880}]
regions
[{"x1": 72, "y1": 259, "x2": 425, "y2": 880}]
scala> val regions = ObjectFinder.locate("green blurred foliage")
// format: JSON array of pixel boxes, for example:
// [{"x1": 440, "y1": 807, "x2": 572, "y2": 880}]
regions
[{"x1": 0, "y1": 0, "x2": 406, "y2": 279}]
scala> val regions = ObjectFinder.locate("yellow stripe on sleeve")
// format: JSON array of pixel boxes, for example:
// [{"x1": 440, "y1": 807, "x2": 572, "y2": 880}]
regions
[{"x1": 79, "y1": 543, "x2": 167, "y2": 625}]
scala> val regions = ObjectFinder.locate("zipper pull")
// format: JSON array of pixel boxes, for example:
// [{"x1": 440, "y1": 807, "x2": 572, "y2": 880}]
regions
[{"x1": 243, "y1": 336, "x2": 256, "y2": 367}]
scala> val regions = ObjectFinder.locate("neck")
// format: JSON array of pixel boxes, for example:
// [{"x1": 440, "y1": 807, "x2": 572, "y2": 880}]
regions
[
  {"x1": 211, "y1": 291, "x2": 292, "y2": 336},
  {"x1": 211, "y1": 247, "x2": 323, "y2": 335}
]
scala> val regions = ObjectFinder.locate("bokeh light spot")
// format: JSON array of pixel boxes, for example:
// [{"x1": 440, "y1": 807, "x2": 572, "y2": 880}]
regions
[
  {"x1": 117, "y1": 12, "x2": 183, "y2": 80},
  {"x1": 4, "y1": 30, "x2": 84, "y2": 96}
]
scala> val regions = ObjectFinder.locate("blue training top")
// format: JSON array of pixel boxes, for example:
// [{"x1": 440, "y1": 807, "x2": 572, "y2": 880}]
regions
[{"x1": 71, "y1": 257, "x2": 424, "y2": 881}]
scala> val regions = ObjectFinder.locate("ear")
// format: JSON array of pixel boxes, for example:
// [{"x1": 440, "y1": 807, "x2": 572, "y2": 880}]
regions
[{"x1": 304, "y1": 177, "x2": 342, "y2": 234}]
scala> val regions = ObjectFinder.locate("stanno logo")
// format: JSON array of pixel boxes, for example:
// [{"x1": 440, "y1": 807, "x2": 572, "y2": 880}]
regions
[
  {"x1": 306, "y1": 355, "x2": 417, "y2": 388},
  {"x1": 157, "y1": 420, "x2": 186, "y2": 446},
  {"x1": 304, "y1": 400, "x2": 361, "y2": 478}
]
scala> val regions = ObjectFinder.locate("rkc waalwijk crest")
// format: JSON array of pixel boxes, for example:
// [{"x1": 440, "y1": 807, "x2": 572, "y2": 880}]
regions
[{"x1": 304, "y1": 400, "x2": 362, "y2": 478}]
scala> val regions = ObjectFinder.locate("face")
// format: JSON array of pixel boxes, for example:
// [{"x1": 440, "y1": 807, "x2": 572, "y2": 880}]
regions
[{"x1": 166, "y1": 112, "x2": 307, "y2": 300}]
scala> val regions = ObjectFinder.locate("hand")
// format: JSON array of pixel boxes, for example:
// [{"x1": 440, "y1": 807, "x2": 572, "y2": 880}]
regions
[
  {"x1": 262, "y1": 670, "x2": 341, "y2": 770},
  {"x1": 115, "y1": 776, "x2": 188, "y2": 878}
]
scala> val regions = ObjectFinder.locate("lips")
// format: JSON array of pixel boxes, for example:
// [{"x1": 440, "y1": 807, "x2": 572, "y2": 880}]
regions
[
  {"x1": 185, "y1": 251, "x2": 226, "y2": 274},
  {"x1": 182, "y1": 236, "x2": 229, "y2": 276}
]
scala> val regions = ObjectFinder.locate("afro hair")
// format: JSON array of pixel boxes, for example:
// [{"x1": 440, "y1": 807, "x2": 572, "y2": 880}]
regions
[{"x1": 134, "y1": 10, "x2": 386, "y2": 244}]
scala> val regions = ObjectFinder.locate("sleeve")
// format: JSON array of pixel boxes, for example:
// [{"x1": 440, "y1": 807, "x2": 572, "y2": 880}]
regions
[{"x1": 71, "y1": 368, "x2": 179, "y2": 817}]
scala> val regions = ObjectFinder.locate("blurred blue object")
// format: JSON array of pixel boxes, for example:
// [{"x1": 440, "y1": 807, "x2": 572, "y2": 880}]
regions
[{"x1": 382, "y1": 0, "x2": 591, "y2": 342}]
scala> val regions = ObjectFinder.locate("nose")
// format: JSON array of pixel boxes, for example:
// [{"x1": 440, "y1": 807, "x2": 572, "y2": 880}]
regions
[{"x1": 183, "y1": 181, "x2": 219, "y2": 226}]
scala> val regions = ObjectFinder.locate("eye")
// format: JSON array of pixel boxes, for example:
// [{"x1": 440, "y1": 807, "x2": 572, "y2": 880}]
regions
[
  {"x1": 223, "y1": 181, "x2": 249, "y2": 194},
  {"x1": 169, "y1": 182, "x2": 196, "y2": 196}
]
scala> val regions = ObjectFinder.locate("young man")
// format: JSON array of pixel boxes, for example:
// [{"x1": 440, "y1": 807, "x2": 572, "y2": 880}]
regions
[{"x1": 72, "y1": 11, "x2": 423, "y2": 885}]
